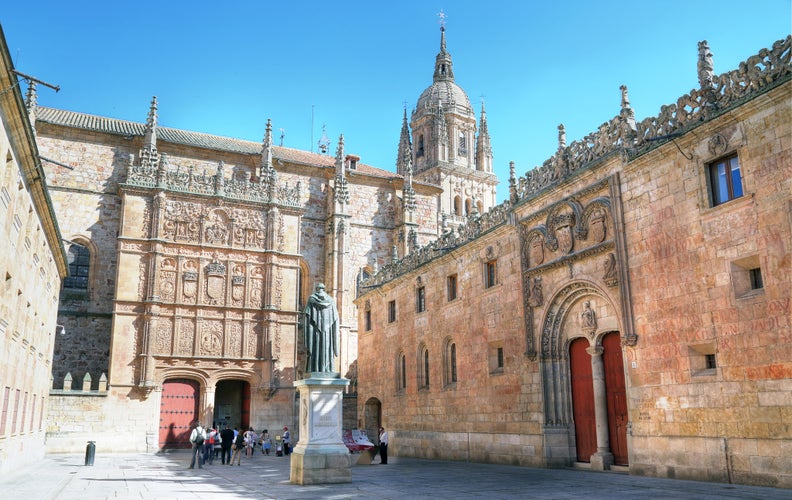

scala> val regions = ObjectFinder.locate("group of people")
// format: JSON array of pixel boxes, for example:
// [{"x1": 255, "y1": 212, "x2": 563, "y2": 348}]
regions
[
  {"x1": 189, "y1": 422, "x2": 291, "y2": 468},
  {"x1": 189, "y1": 422, "x2": 387, "y2": 468}
]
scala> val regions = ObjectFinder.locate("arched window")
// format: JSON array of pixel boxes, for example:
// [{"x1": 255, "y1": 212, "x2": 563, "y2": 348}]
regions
[
  {"x1": 453, "y1": 196, "x2": 461, "y2": 216},
  {"x1": 443, "y1": 337, "x2": 457, "y2": 387},
  {"x1": 417, "y1": 135, "x2": 425, "y2": 157},
  {"x1": 465, "y1": 198, "x2": 472, "y2": 216},
  {"x1": 63, "y1": 243, "x2": 90, "y2": 290},
  {"x1": 396, "y1": 351, "x2": 407, "y2": 392},
  {"x1": 458, "y1": 131, "x2": 467, "y2": 155},
  {"x1": 417, "y1": 344, "x2": 430, "y2": 390}
]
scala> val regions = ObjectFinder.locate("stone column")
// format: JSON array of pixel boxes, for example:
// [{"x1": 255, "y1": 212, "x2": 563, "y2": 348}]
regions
[
  {"x1": 290, "y1": 374, "x2": 351, "y2": 484},
  {"x1": 202, "y1": 385, "x2": 216, "y2": 427},
  {"x1": 587, "y1": 345, "x2": 614, "y2": 470}
]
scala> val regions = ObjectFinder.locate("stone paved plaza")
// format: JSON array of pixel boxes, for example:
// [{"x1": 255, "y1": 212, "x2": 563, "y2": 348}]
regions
[{"x1": 1, "y1": 450, "x2": 788, "y2": 499}]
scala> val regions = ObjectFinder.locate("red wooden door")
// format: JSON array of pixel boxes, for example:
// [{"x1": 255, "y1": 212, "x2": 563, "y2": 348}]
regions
[
  {"x1": 241, "y1": 382, "x2": 251, "y2": 430},
  {"x1": 159, "y1": 379, "x2": 199, "y2": 449},
  {"x1": 570, "y1": 338, "x2": 596, "y2": 462},
  {"x1": 603, "y1": 332, "x2": 629, "y2": 465}
]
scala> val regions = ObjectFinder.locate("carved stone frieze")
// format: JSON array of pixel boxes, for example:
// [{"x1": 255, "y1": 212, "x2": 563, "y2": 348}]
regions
[
  {"x1": 229, "y1": 322, "x2": 242, "y2": 357},
  {"x1": 154, "y1": 318, "x2": 173, "y2": 354},
  {"x1": 177, "y1": 318, "x2": 194, "y2": 355}
]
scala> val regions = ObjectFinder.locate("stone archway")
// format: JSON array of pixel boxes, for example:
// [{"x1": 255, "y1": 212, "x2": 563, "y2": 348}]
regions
[
  {"x1": 539, "y1": 281, "x2": 623, "y2": 469},
  {"x1": 363, "y1": 397, "x2": 382, "y2": 444}
]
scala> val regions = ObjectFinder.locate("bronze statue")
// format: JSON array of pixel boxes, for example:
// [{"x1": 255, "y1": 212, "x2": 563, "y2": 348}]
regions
[{"x1": 303, "y1": 283, "x2": 339, "y2": 374}]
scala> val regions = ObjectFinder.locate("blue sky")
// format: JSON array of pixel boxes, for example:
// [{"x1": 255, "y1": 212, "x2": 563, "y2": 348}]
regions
[{"x1": 2, "y1": 1, "x2": 789, "y2": 203}]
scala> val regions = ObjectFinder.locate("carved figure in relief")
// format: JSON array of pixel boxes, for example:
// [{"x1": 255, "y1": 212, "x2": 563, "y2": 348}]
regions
[
  {"x1": 528, "y1": 277, "x2": 543, "y2": 307},
  {"x1": 581, "y1": 301, "x2": 597, "y2": 330},
  {"x1": 603, "y1": 253, "x2": 618, "y2": 286},
  {"x1": 303, "y1": 283, "x2": 339, "y2": 374},
  {"x1": 529, "y1": 233, "x2": 544, "y2": 267},
  {"x1": 204, "y1": 212, "x2": 229, "y2": 245}
]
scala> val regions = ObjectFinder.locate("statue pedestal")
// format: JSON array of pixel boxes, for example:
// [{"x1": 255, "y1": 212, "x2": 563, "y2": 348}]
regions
[{"x1": 290, "y1": 374, "x2": 351, "y2": 485}]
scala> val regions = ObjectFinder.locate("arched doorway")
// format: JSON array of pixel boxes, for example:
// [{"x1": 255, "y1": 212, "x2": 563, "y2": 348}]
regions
[
  {"x1": 159, "y1": 378, "x2": 200, "y2": 449},
  {"x1": 214, "y1": 380, "x2": 251, "y2": 431},
  {"x1": 570, "y1": 338, "x2": 596, "y2": 462},
  {"x1": 363, "y1": 397, "x2": 382, "y2": 444},
  {"x1": 603, "y1": 332, "x2": 628, "y2": 465}
]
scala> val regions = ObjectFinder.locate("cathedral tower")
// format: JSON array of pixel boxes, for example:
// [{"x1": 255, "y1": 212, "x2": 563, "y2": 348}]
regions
[{"x1": 407, "y1": 25, "x2": 498, "y2": 227}]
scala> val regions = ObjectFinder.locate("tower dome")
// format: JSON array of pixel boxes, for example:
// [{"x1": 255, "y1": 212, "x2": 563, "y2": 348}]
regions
[{"x1": 413, "y1": 27, "x2": 474, "y2": 119}]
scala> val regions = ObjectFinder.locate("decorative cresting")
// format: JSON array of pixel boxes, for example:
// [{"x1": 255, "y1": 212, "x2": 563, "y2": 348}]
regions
[
  {"x1": 541, "y1": 282, "x2": 609, "y2": 427},
  {"x1": 125, "y1": 102, "x2": 301, "y2": 207},
  {"x1": 508, "y1": 36, "x2": 791, "y2": 203},
  {"x1": 359, "y1": 200, "x2": 512, "y2": 291}
]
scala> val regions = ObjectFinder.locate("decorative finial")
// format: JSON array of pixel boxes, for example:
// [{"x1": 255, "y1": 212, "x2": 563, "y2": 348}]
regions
[
  {"x1": 619, "y1": 85, "x2": 631, "y2": 109},
  {"x1": 438, "y1": 10, "x2": 447, "y2": 30},
  {"x1": 697, "y1": 40, "x2": 715, "y2": 89},
  {"x1": 318, "y1": 124, "x2": 330, "y2": 154},
  {"x1": 558, "y1": 124, "x2": 566, "y2": 150}
]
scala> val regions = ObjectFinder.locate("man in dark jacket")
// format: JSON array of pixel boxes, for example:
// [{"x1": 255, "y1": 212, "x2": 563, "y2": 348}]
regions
[{"x1": 219, "y1": 424, "x2": 235, "y2": 465}]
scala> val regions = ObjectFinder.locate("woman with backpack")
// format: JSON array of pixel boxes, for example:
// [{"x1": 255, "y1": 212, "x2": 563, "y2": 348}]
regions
[{"x1": 230, "y1": 429, "x2": 246, "y2": 465}]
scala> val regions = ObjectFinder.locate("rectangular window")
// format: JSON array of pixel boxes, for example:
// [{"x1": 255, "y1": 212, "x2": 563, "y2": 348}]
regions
[
  {"x1": 0, "y1": 387, "x2": 9, "y2": 436},
  {"x1": 485, "y1": 260, "x2": 497, "y2": 288},
  {"x1": 705, "y1": 354, "x2": 717, "y2": 370},
  {"x1": 749, "y1": 268, "x2": 763, "y2": 290},
  {"x1": 447, "y1": 274, "x2": 457, "y2": 301},
  {"x1": 29, "y1": 395, "x2": 36, "y2": 432},
  {"x1": 416, "y1": 286, "x2": 426, "y2": 313},
  {"x1": 709, "y1": 154, "x2": 743, "y2": 206},
  {"x1": 364, "y1": 310, "x2": 372, "y2": 331},
  {"x1": 20, "y1": 392, "x2": 28, "y2": 433},
  {"x1": 11, "y1": 389, "x2": 20, "y2": 434},
  {"x1": 388, "y1": 300, "x2": 396, "y2": 323},
  {"x1": 497, "y1": 347, "x2": 504, "y2": 369}
]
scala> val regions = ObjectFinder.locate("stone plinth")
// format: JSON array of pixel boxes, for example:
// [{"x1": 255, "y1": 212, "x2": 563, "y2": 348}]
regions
[{"x1": 290, "y1": 374, "x2": 351, "y2": 485}]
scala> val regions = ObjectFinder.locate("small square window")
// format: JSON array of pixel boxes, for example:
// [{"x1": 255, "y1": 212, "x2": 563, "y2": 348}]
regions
[
  {"x1": 488, "y1": 342, "x2": 504, "y2": 374},
  {"x1": 388, "y1": 300, "x2": 396, "y2": 323},
  {"x1": 485, "y1": 260, "x2": 497, "y2": 288},
  {"x1": 416, "y1": 286, "x2": 426, "y2": 313},
  {"x1": 447, "y1": 274, "x2": 458, "y2": 301},
  {"x1": 689, "y1": 342, "x2": 717, "y2": 377},
  {"x1": 730, "y1": 256, "x2": 764, "y2": 299},
  {"x1": 709, "y1": 154, "x2": 743, "y2": 206}
]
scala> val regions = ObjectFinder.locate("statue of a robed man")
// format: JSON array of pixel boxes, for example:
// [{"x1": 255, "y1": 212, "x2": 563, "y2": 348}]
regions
[{"x1": 303, "y1": 283, "x2": 339, "y2": 374}]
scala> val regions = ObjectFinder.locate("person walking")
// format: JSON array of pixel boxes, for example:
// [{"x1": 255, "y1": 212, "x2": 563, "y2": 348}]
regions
[
  {"x1": 219, "y1": 424, "x2": 235, "y2": 465},
  {"x1": 282, "y1": 426, "x2": 291, "y2": 455},
  {"x1": 244, "y1": 427, "x2": 256, "y2": 457},
  {"x1": 230, "y1": 430, "x2": 246, "y2": 465},
  {"x1": 378, "y1": 426, "x2": 389, "y2": 464},
  {"x1": 203, "y1": 425, "x2": 217, "y2": 465},
  {"x1": 188, "y1": 422, "x2": 206, "y2": 469}
]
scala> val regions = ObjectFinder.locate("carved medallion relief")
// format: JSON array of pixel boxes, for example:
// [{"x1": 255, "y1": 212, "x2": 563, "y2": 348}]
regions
[{"x1": 199, "y1": 320, "x2": 223, "y2": 356}]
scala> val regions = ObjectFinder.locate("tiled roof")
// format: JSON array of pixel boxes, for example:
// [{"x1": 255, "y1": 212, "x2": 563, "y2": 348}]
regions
[{"x1": 36, "y1": 106, "x2": 399, "y2": 178}]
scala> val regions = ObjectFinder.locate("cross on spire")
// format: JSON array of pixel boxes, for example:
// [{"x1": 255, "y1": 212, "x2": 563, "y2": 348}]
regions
[{"x1": 438, "y1": 10, "x2": 447, "y2": 29}]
